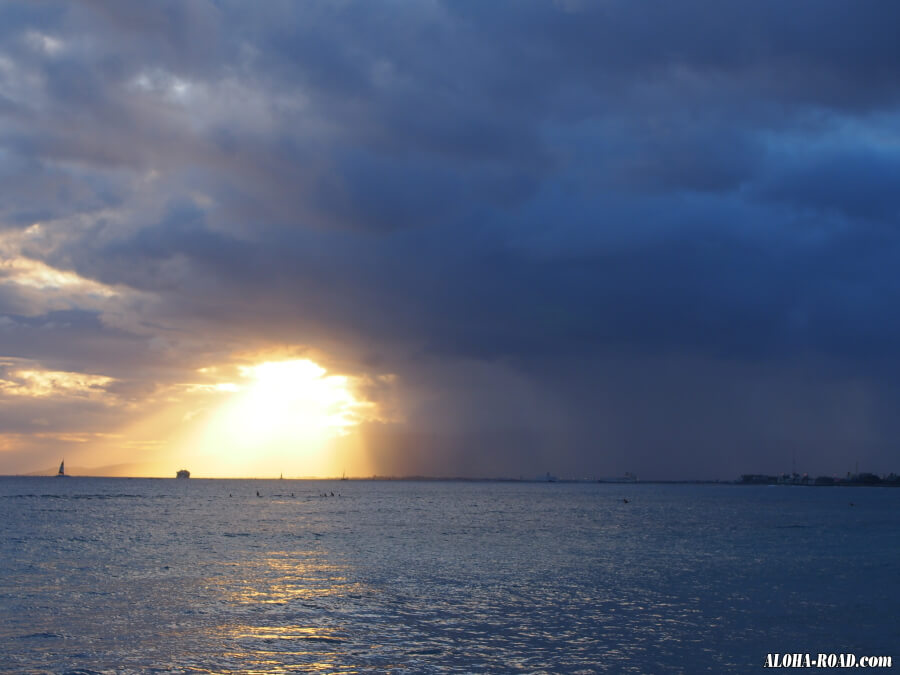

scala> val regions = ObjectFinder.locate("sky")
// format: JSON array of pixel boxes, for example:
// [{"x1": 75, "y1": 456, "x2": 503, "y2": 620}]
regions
[{"x1": 2, "y1": 1, "x2": 900, "y2": 479}]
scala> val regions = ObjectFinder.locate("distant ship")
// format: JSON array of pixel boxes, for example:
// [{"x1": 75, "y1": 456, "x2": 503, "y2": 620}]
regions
[
  {"x1": 56, "y1": 460, "x2": 68, "y2": 477},
  {"x1": 176, "y1": 469, "x2": 190, "y2": 479},
  {"x1": 341, "y1": 470, "x2": 348, "y2": 481},
  {"x1": 597, "y1": 472, "x2": 638, "y2": 483}
]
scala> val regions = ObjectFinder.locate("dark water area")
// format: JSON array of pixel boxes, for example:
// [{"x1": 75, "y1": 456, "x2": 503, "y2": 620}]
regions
[{"x1": 0, "y1": 478, "x2": 897, "y2": 673}]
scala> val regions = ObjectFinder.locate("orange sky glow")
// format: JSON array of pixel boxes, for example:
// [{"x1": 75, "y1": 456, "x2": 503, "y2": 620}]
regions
[{"x1": 0, "y1": 352, "x2": 392, "y2": 478}]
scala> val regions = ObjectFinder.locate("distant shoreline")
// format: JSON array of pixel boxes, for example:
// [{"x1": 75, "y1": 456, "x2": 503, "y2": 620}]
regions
[{"x1": 2, "y1": 474, "x2": 899, "y2": 486}]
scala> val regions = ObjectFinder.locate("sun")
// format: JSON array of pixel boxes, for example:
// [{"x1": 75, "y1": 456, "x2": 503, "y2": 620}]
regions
[
  {"x1": 229, "y1": 359, "x2": 360, "y2": 443},
  {"x1": 185, "y1": 358, "x2": 371, "y2": 476}
]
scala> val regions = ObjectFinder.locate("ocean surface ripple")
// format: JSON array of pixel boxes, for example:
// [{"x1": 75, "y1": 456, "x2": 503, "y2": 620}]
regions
[{"x1": 1, "y1": 478, "x2": 897, "y2": 673}]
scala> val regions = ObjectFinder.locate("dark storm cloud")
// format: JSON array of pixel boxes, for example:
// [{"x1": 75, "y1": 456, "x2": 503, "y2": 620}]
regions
[
  {"x1": 759, "y1": 145, "x2": 900, "y2": 222},
  {"x1": 445, "y1": 0, "x2": 900, "y2": 109},
  {"x1": 0, "y1": 309, "x2": 152, "y2": 378},
  {"x1": 2, "y1": 1, "x2": 900, "y2": 476}
]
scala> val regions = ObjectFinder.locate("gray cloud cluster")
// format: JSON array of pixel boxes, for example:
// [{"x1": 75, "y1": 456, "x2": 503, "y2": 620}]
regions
[{"x1": 2, "y1": 1, "x2": 900, "y2": 477}]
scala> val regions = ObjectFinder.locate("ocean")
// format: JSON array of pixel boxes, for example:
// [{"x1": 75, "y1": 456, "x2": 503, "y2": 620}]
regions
[{"x1": 0, "y1": 478, "x2": 897, "y2": 673}]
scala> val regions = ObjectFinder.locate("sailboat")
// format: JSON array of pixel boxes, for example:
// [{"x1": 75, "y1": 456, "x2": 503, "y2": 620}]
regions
[
  {"x1": 340, "y1": 470, "x2": 348, "y2": 481},
  {"x1": 56, "y1": 460, "x2": 68, "y2": 477}
]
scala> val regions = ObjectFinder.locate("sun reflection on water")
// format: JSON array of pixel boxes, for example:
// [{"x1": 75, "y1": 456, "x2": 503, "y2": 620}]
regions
[
  {"x1": 203, "y1": 551, "x2": 362, "y2": 673},
  {"x1": 219, "y1": 551, "x2": 359, "y2": 605}
]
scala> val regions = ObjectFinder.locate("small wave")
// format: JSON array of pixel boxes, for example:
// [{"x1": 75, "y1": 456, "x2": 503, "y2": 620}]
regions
[
  {"x1": 0, "y1": 493, "x2": 145, "y2": 500},
  {"x1": 18, "y1": 631, "x2": 65, "y2": 640},
  {"x1": 774, "y1": 524, "x2": 813, "y2": 529}
]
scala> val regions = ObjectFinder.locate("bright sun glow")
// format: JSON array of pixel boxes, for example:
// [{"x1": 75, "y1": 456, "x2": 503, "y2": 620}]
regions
[
  {"x1": 229, "y1": 359, "x2": 361, "y2": 443},
  {"x1": 186, "y1": 358, "x2": 370, "y2": 476}
]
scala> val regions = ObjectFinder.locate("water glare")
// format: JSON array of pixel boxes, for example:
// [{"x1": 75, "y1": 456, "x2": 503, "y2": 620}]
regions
[{"x1": 0, "y1": 479, "x2": 897, "y2": 672}]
